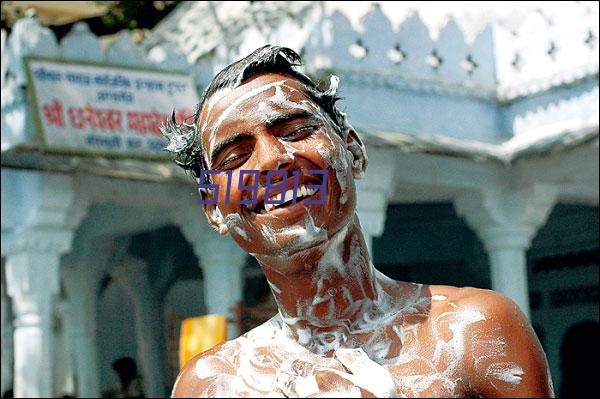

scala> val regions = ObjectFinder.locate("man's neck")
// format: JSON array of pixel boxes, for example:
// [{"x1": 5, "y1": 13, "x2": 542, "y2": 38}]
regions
[{"x1": 253, "y1": 214, "x2": 389, "y2": 355}]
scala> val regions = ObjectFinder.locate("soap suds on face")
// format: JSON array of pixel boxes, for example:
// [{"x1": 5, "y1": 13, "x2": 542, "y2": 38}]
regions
[
  {"x1": 280, "y1": 207, "x2": 327, "y2": 251},
  {"x1": 262, "y1": 81, "x2": 354, "y2": 208},
  {"x1": 225, "y1": 212, "x2": 248, "y2": 240},
  {"x1": 281, "y1": 141, "x2": 297, "y2": 161},
  {"x1": 260, "y1": 224, "x2": 278, "y2": 246},
  {"x1": 206, "y1": 80, "x2": 289, "y2": 165},
  {"x1": 315, "y1": 135, "x2": 350, "y2": 206}
]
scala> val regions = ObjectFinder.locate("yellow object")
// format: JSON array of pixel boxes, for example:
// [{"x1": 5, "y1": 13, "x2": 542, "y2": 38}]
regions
[
  {"x1": 2, "y1": 1, "x2": 110, "y2": 26},
  {"x1": 179, "y1": 315, "x2": 228, "y2": 370}
]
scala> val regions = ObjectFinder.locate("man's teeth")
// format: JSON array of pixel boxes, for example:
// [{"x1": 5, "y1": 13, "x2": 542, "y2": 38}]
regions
[{"x1": 262, "y1": 185, "x2": 317, "y2": 213}]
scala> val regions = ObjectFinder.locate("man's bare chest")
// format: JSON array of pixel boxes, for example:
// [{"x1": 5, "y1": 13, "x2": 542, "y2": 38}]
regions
[{"x1": 194, "y1": 324, "x2": 472, "y2": 398}]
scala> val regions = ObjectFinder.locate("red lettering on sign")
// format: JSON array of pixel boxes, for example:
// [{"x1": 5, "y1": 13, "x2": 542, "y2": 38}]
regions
[
  {"x1": 42, "y1": 99, "x2": 65, "y2": 127},
  {"x1": 67, "y1": 104, "x2": 123, "y2": 131}
]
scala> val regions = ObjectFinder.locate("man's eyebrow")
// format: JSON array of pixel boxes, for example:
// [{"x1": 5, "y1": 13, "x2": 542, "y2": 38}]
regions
[
  {"x1": 210, "y1": 132, "x2": 254, "y2": 164},
  {"x1": 265, "y1": 110, "x2": 315, "y2": 127}
]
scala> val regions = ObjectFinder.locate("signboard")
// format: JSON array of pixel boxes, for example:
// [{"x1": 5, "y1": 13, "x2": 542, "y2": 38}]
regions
[{"x1": 25, "y1": 57, "x2": 200, "y2": 159}]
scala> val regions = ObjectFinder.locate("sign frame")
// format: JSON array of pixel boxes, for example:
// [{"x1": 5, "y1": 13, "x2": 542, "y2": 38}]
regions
[{"x1": 24, "y1": 55, "x2": 202, "y2": 161}]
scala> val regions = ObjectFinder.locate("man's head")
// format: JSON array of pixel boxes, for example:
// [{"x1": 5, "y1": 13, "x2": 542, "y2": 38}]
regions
[{"x1": 163, "y1": 45, "x2": 368, "y2": 260}]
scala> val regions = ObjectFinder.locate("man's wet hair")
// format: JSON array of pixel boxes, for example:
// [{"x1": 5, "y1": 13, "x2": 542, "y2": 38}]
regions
[{"x1": 161, "y1": 45, "x2": 348, "y2": 179}]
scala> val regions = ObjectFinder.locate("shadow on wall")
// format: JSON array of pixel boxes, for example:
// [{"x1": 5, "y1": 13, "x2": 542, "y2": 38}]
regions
[{"x1": 560, "y1": 320, "x2": 599, "y2": 397}]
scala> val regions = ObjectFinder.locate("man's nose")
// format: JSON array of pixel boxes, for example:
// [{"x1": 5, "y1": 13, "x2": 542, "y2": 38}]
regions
[{"x1": 255, "y1": 135, "x2": 293, "y2": 184}]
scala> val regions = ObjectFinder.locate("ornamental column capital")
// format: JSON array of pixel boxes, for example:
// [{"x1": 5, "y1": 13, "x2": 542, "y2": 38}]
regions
[
  {"x1": 2, "y1": 170, "x2": 89, "y2": 257},
  {"x1": 454, "y1": 184, "x2": 558, "y2": 251},
  {"x1": 173, "y1": 206, "x2": 246, "y2": 268}
]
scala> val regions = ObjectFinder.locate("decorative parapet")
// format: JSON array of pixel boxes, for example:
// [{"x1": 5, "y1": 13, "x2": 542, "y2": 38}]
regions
[
  {"x1": 2, "y1": 10, "x2": 199, "y2": 91},
  {"x1": 3, "y1": 4, "x2": 598, "y2": 104},
  {"x1": 300, "y1": 4, "x2": 598, "y2": 101},
  {"x1": 60, "y1": 22, "x2": 103, "y2": 62},
  {"x1": 304, "y1": 8, "x2": 495, "y2": 91},
  {"x1": 1, "y1": 4, "x2": 597, "y2": 153}
]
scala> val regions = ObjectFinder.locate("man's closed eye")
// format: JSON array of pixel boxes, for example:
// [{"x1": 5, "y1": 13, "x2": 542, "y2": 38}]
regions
[
  {"x1": 221, "y1": 152, "x2": 250, "y2": 169},
  {"x1": 280, "y1": 125, "x2": 319, "y2": 141}
]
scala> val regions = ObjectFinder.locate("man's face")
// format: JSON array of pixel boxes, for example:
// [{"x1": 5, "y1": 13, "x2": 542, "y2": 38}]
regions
[{"x1": 198, "y1": 72, "x2": 364, "y2": 260}]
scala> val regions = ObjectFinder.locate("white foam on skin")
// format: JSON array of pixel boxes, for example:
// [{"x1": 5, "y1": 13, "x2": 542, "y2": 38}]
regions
[
  {"x1": 335, "y1": 347, "x2": 397, "y2": 398},
  {"x1": 391, "y1": 309, "x2": 487, "y2": 396},
  {"x1": 260, "y1": 224, "x2": 278, "y2": 246},
  {"x1": 188, "y1": 236, "x2": 515, "y2": 398},
  {"x1": 224, "y1": 213, "x2": 248, "y2": 240},
  {"x1": 201, "y1": 87, "x2": 232, "y2": 129},
  {"x1": 281, "y1": 141, "x2": 297, "y2": 160},
  {"x1": 206, "y1": 80, "x2": 289, "y2": 165},
  {"x1": 279, "y1": 207, "x2": 327, "y2": 251},
  {"x1": 265, "y1": 81, "x2": 352, "y2": 207},
  {"x1": 278, "y1": 226, "x2": 430, "y2": 363},
  {"x1": 206, "y1": 78, "x2": 355, "y2": 212},
  {"x1": 267, "y1": 280, "x2": 282, "y2": 295},
  {"x1": 189, "y1": 82, "x2": 522, "y2": 397},
  {"x1": 315, "y1": 137, "x2": 350, "y2": 206},
  {"x1": 256, "y1": 207, "x2": 328, "y2": 257},
  {"x1": 471, "y1": 326, "x2": 507, "y2": 370},
  {"x1": 545, "y1": 363, "x2": 555, "y2": 395},
  {"x1": 257, "y1": 100, "x2": 280, "y2": 122},
  {"x1": 486, "y1": 362, "x2": 525, "y2": 388},
  {"x1": 433, "y1": 311, "x2": 486, "y2": 362},
  {"x1": 191, "y1": 297, "x2": 491, "y2": 396}
]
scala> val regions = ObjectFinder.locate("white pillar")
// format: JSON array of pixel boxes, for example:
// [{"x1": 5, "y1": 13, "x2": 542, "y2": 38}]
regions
[
  {"x1": 71, "y1": 317, "x2": 100, "y2": 398},
  {"x1": 200, "y1": 247, "x2": 246, "y2": 339},
  {"x1": 355, "y1": 147, "x2": 394, "y2": 260},
  {"x1": 61, "y1": 262, "x2": 102, "y2": 398},
  {"x1": 5, "y1": 251, "x2": 63, "y2": 398},
  {"x1": 356, "y1": 192, "x2": 390, "y2": 260},
  {"x1": 1, "y1": 171, "x2": 87, "y2": 398},
  {"x1": 111, "y1": 258, "x2": 166, "y2": 398},
  {"x1": 175, "y1": 209, "x2": 247, "y2": 339},
  {"x1": 54, "y1": 296, "x2": 76, "y2": 396},
  {"x1": 455, "y1": 185, "x2": 558, "y2": 318},
  {"x1": 1, "y1": 262, "x2": 13, "y2": 396},
  {"x1": 484, "y1": 228, "x2": 532, "y2": 318}
]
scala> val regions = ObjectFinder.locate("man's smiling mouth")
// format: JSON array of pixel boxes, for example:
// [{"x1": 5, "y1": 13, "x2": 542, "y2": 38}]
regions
[
  {"x1": 256, "y1": 185, "x2": 319, "y2": 213},
  {"x1": 244, "y1": 171, "x2": 326, "y2": 215}
]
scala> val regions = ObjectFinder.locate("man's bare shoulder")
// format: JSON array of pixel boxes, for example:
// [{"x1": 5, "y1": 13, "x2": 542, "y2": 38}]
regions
[
  {"x1": 422, "y1": 284, "x2": 553, "y2": 397},
  {"x1": 171, "y1": 340, "x2": 233, "y2": 398},
  {"x1": 425, "y1": 284, "x2": 519, "y2": 319},
  {"x1": 392, "y1": 283, "x2": 521, "y2": 354},
  {"x1": 423, "y1": 284, "x2": 533, "y2": 344},
  {"x1": 380, "y1": 278, "x2": 515, "y2": 321},
  {"x1": 171, "y1": 317, "x2": 282, "y2": 398}
]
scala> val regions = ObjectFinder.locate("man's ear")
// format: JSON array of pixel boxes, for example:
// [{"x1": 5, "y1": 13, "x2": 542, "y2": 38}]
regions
[
  {"x1": 200, "y1": 189, "x2": 229, "y2": 236},
  {"x1": 345, "y1": 128, "x2": 368, "y2": 179}
]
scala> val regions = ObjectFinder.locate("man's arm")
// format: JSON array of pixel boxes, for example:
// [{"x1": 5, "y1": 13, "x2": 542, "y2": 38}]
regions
[{"x1": 462, "y1": 289, "x2": 554, "y2": 398}]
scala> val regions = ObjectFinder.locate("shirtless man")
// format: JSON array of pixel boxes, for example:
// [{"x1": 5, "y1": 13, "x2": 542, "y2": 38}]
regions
[{"x1": 163, "y1": 45, "x2": 553, "y2": 398}]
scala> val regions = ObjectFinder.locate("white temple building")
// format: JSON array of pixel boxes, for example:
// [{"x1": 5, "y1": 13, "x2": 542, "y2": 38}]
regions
[{"x1": 1, "y1": 1, "x2": 598, "y2": 397}]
